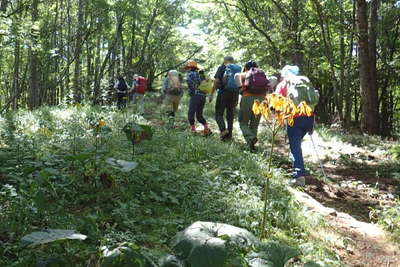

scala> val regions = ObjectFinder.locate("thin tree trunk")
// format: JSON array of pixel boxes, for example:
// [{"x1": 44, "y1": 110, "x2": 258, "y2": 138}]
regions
[
  {"x1": 93, "y1": 16, "x2": 123, "y2": 104},
  {"x1": 28, "y1": 0, "x2": 40, "y2": 109},
  {"x1": 73, "y1": 0, "x2": 85, "y2": 103},
  {"x1": 344, "y1": 0, "x2": 356, "y2": 127},
  {"x1": 12, "y1": 11, "x2": 21, "y2": 109}
]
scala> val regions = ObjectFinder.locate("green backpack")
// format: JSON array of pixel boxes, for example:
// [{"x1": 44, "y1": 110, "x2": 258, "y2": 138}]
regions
[{"x1": 286, "y1": 75, "x2": 319, "y2": 109}]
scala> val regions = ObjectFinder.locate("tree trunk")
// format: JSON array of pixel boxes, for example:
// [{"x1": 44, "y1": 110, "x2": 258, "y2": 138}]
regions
[
  {"x1": 357, "y1": 0, "x2": 379, "y2": 134},
  {"x1": 28, "y1": 0, "x2": 40, "y2": 109},
  {"x1": 93, "y1": 16, "x2": 123, "y2": 104},
  {"x1": 73, "y1": 0, "x2": 85, "y2": 103},
  {"x1": 344, "y1": 0, "x2": 356, "y2": 127},
  {"x1": 93, "y1": 24, "x2": 102, "y2": 104}
]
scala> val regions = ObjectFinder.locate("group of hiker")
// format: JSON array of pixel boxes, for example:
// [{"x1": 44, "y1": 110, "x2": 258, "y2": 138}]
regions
[
  {"x1": 113, "y1": 74, "x2": 147, "y2": 113},
  {"x1": 113, "y1": 56, "x2": 318, "y2": 187}
]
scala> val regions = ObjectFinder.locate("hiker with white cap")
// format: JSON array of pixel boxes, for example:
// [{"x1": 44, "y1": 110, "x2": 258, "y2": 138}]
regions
[{"x1": 276, "y1": 65, "x2": 319, "y2": 187}]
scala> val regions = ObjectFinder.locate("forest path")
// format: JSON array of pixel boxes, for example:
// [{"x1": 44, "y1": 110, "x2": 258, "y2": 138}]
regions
[{"x1": 279, "y1": 131, "x2": 400, "y2": 266}]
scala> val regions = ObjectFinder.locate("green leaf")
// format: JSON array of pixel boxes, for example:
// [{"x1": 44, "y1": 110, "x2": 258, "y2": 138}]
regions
[
  {"x1": 39, "y1": 168, "x2": 59, "y2": 178},
  {"x1": 304, "y1": 261, "x2": 323, "y2": 267},
  {"x1": 106, "y1": 158, "x2": 138, "y2": 172},
  {"x1": 101, "y1": 243, "x2": 155, "y2": 267},
  {"x1": 172, "y1": 221, "x2": 259, "y2": 267},
  {"x1": 159, "y1": 254, "x2": 184, "y2": 267},
  {"x1": 246, "y1": 242, "x2": 300, "y2": 267},
  {"x1": 21, "y1": 229, "x2": 87, "y2": 247},
  {"x1": 65, "y1": 153, "x2": 92, "y2": 162}
]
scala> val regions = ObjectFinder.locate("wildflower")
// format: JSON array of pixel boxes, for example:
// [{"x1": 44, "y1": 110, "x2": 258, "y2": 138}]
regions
[
  {"x1": 252, "y1": 93, "x2": 313, "y2": 127},
  {"x1": 98, "y1": 119, "x2": 106, "y2": 127}
]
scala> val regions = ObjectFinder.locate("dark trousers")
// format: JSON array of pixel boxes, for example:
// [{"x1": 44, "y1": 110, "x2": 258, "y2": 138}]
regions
[
  {"x1": 287, "y1": 116, "x2": 314, "y2": 178},
  {"x1": 215, "y1": 91, "x2": 239, "y2": 134},
  {"x1": 188, "y1": 94, "x2": 207, "y2": 125},
  {"x1": 117, "y1": 93, "x2": 127, "y2": 109}
]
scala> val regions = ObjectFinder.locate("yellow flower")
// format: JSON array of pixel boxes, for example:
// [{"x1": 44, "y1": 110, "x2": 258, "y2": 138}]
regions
[
  {"x1": 298, "y1": 102, "x2": 313, "y2": 117},
  {"x1": 261, "y1": 103, "x2": 270, "y2": 119},
  {"x1": 98, "y1": 119, "x2": 106, "y2": 127},
  {"x1": 252, "y1": 100, "x2": 261, "y2": 115},
  {"x1": 255, "y1": 93, "x2": 313, "y2": 128}
]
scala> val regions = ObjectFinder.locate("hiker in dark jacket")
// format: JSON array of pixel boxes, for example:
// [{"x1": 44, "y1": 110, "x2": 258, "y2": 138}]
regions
[
  {"x1": 211, "y1": 56, "x2": 241, "y2": 141},
  {"x1": 185, "y1": 60, "x2": 210, "y2": 135},
  {"x1": 114, "y1": 76, "x2": 128, "y2": 109}
]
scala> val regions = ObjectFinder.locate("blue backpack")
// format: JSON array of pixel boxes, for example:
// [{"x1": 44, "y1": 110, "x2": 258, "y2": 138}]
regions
[{"x1": 222, "y1": 64, "x2": 242, "y2": 92}]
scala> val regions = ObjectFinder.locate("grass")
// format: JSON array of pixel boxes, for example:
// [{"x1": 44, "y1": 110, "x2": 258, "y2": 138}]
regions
[{"x1": 0, "y1": 94, "x2": 344, "y2": 266}]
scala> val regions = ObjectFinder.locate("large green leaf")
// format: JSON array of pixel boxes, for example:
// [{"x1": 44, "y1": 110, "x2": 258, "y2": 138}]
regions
[
  {"x1": 304, "y1": 261, "x2": 323, "y2": 267},
  {"x1": 21, "y1": 229, "x2": 87, "y2": 247},
  {"x1": 65, "y1": 153, "x2": 92, "y2": 162},
  {"x1": 246, "y1": 242, "x2": 300, "y2": 267},
  {"x1": 159, "y1": 254, "x2": 184, "y2": 267},
  {"x1": 172, "y1": 221, "x2": 259, "y2": 267},
  {"x1": 101, "y1": 243, "x2": 155, "y2": 267}
]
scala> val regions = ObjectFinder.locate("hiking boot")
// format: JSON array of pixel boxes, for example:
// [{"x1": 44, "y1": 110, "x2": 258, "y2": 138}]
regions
[
  {"x1": 220, "y1": 129, "x2": 229, "y2": 139},
  {"x1": 221, "y1": 130, "x2": 232, "y2": 141},
  {"x1": 191, "y1": 125, "x2": 196, "y2": 133},
  {"x1": 289, "y1": 176, "x2": 306, "y2": 187}
]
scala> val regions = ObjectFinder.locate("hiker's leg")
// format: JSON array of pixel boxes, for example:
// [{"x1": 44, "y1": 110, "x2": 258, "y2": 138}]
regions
[
  {"x1": 163, "y1": 95, "x2": 174, "y2": 122},
  {"x1": 172, "y1": 96, "x2": 181, "y2": 113},
  {"x1": 226, "y1": 92, "x2": 239, "y2": 136},
  {"x1": 239, "y1": 96, "x2": 254, "y2": 144},
  {"x1": 163, "y1": 94, "x2": 171, "y2": 112},
  {"x1": 215, "y1": 92, "x2": 227, "y2": 133},
  {"x1": 188, "y1": 96, "x2": 196, "y2": 126},
  {"x1": 139, "y1": 94, "x2": 145, "y2": 114},
  {"x1": 196, "y1": 95, "x2": 207, "y2": 125},
  {"x1": 132, "y1": 93, "x2": 137, "y2": 105},
  {"x1": 117, "y1": 93, "x2": 124, "y2": 109},
  {"x1": 122, "y1": 94, "x2": 127, "y2": 108},
  {"x1": 300, "y1": 116, "x2": 314, "y2": 138},
  {"x1": 287, "y1": 118, "x2": 306, "y2": 178},
  {"x1": 249, "y1": 96, "x2": 264, "y2": 138}
]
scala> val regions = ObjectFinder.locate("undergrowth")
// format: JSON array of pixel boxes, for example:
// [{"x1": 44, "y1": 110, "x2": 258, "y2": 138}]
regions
[{"x1": 0, "y1": 100, "x2": 342, "y2": 266}]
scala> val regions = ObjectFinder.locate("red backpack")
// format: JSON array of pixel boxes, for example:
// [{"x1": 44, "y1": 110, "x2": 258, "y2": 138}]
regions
[
  {"x1": 135, "y1": 76, "x2": 147, "y2": 94},
  {"x1": 244, "y1": 68, "x2": 269, "y2": 95}
]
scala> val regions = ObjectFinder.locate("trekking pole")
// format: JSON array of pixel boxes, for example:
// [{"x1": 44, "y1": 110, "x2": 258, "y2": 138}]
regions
[{"x1": 309, "y1": 133, "x2": 328, "y2": 180}]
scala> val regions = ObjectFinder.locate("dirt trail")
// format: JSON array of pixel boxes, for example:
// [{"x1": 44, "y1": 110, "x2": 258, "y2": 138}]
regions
[
  {"x1": 283, "y1": 133, "x2": 400, "y2": 266},
  {"x1": 290, "y1": 188, "x2": 399, "y2": 266}
]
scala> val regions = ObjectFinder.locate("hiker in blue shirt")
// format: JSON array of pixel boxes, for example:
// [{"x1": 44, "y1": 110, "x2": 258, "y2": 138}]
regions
[{"x1": 185, "y1": 60, "x2": 211, "y2": 135}]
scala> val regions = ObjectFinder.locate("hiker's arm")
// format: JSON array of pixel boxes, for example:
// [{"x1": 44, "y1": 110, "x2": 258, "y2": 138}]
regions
[
  {"x1": 186, "y1": 73, "x2": 196, "y2": 92},
  {"x1": 162, "y1": 78, "x2": 168, "y2": 94},
  {"x1": 211, "y1": 79, "x2": 219, "y2": 95},
  {"x1": 211, "y1": 65, "x2": 224, "y2": 95}
]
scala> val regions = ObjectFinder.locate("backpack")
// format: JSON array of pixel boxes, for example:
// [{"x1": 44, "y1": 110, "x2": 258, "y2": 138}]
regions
[
  {"x1": 222, "y1": 64, "x2": 242, "y2": 92},
  {"x1": 286, "y1": 75, "x2": 319, "y2": 109},
  {"x1": 135, "y1": 77, "x2": 147, "y2": 94},
  {"x1": 244, "y1": 68, "x2": 269, "y2": 95},
  {"x1": 167, "y1": 71, "x2": 182, "y2": 95},
  {"x1": 199, "y1": 78, "x2": 213, "y2": 94},
  {"x1": 118, "y1": 80, "x2": 128, "y2": 92}
]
